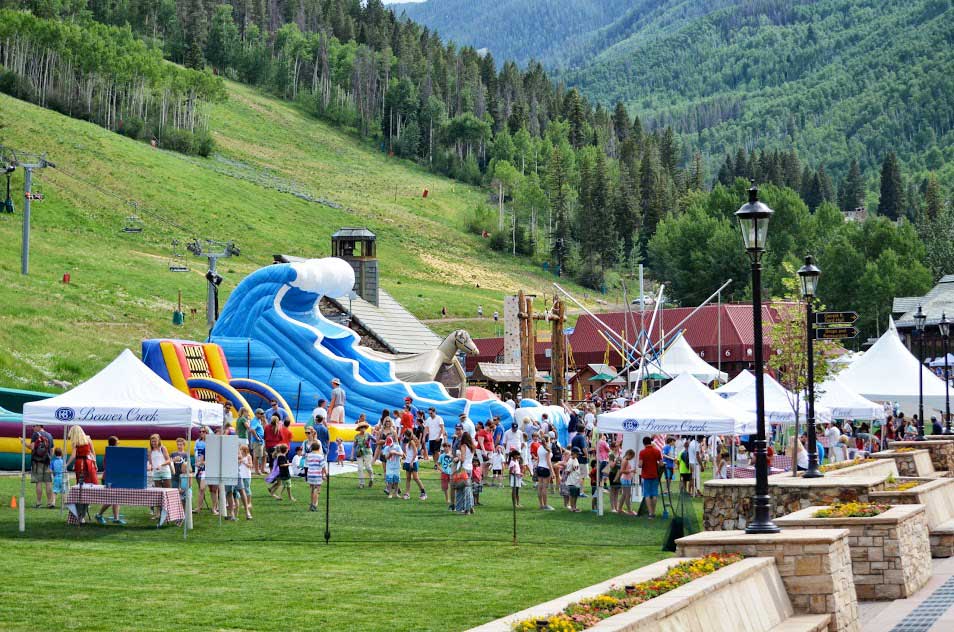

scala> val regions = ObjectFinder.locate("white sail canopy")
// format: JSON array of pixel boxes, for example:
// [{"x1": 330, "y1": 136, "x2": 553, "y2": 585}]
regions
[
  {"x1": 715, "y1": 369, "x2": 755, "y2": 397},
  {"x1": 656, "y1": 333, "x2": 728, "y2": 383},
  {"x1": 816, "y1": 378, "x2": 885, "y2": 420}
]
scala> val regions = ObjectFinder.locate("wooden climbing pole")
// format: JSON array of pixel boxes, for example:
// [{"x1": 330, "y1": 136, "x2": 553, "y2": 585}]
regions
[{"x1": 517, "y1": 291, "x2": 567, "y2": 405}]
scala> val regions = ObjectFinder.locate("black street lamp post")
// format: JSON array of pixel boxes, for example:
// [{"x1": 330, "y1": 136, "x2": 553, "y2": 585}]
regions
[
  {"x1": 940, "y1": 313, "x2": 951, "y2": 435},
  {"x1": 736, "y1": 181, "x2": 780, "y2": 534},
  {"x1": 798, "y1": 255, "x2": 822, "y2": 478},
  {"x1": 915, "y1": 305, "x2": 927, "y2": 441}
]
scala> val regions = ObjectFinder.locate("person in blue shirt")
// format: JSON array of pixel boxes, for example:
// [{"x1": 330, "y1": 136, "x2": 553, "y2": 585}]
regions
[
  {"x1": 314, "y1": 416, "x2": 330, "y2": 455},
  {"x1": 267, "y1": 400, "x2": 287, "y2": 423},
  {"x1": 248, "y1": 409, "x2": 266, "y2": 475},
  {"x1": 661, "y1": 436, "x2": 676, "y2": 484},
  {"x1": 492, "y1": 418, "x2": 504, "y2": 447}
]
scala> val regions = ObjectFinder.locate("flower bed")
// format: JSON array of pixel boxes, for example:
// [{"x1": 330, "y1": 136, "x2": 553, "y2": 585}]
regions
[
  {"x1": 884, "y1": 481, "x2": 921, "y2": 492},
  {"x1": 894, "y1": 447, "x2": 917, "y2": 453},
  {"x1": 511, "y1": 554, "x2": 742, "y2": 631},
  {"x1": 819, "y1": 457, "x2": 869, "y2": 472},
  {"x1": 814, "y1": 501, "x2": 890, "y2": 518}
]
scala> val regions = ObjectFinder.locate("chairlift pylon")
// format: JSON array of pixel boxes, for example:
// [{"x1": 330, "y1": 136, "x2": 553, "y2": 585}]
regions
[{"x1": 168, "y1": 239, "x2": 189, "y2": 272}]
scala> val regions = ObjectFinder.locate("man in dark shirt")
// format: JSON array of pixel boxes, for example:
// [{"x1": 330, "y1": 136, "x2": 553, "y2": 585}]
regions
[
  {"x1": 638, "y1": 436, "x2": 663, "y2": 518},
  {"x1": 24, "y1": 424, "x2": 55, "y2": 507}
]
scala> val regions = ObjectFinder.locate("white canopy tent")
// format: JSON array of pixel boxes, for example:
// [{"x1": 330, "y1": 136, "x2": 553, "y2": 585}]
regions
[
  {"x1": 729, "y1": 373, "x2": 833, "y2": 425},
  {"x1": 655, "y1": 333, "x2": 728, "y2": 384},
  {"x1": 817, "y1": 378, "x2": 886, "y2": 420},
  {"x1": 929, "y1": 353, "x2": 954, "y2": 369},
  {"x1": 598, "y1": 373, "x2": 755, "y2": 436},
  {"x1": 19, "y1": 349, "x2": 223, "y2": 535},
  {"x1": 715, "y1": 369, "x2": 755, "y2": 398},
  {"x1": 837, "y1": 320, "x2": 949, "y2": 415}
]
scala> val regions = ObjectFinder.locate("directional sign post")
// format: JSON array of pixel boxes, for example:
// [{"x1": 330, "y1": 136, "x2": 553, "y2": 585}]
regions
[
  {"x1": 815, "y1": 326, "x2": 859, "y2": 340},
  {"x1": 815, "y1": 311, "x2": 858, "y2": 325}
]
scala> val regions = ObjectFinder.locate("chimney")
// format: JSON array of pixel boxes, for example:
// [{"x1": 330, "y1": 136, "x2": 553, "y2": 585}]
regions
[{"x1": 331, "y1": 227, "x2": 378, "y2": 305}]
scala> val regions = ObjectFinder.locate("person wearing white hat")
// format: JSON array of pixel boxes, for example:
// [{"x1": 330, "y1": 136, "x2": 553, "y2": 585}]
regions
[{"x1": 329, "y1": 378, "x2": 346, "y2": 424}]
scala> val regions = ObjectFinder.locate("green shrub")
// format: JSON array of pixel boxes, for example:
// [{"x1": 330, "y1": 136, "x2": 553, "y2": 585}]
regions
[
  {"x1": 119, "y1": 116, "x2": 144, "y2": 140},
  {"x1": 160, "y1": 128, "x2": 194, "y2": 154},
  {"x1": 193, "y1": 130, "x2": 215, "y2": 157}
]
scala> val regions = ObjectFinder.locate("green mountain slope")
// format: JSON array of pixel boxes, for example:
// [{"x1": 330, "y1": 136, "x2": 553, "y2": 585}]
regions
[
  {"x1": 567, "y1": 0, "x2": 954, "y2": 177},
  {"x1": 0, "y1": 80, "x2": 581, "y2": 390},
  {"x1": 399, "y1": 0, "x2": 632, "y2": 67}
]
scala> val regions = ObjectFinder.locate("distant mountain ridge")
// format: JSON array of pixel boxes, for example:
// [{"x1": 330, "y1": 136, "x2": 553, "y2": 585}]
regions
[{"x1": 404, "y1": 0, "x2": 954, "y2": 181}]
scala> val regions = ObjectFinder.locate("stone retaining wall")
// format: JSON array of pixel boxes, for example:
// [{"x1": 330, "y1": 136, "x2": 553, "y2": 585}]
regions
[
  {"x1": 703, "y1": 476, "x2": 884, "y2": 532},
  {"x1": 818, "y1": 458, "x2": 898, "y2": 479},
  {"x1": 675, "y1": 529, "x2": 858, "y2": 632},
  {"x1": 890, "y1": 440, "x2": 954, "y2": 475},
  {"x1": 870, "y1": 450, "x2": 935, "y2": 477},
  {"x1": 774, "y1": 505, "x2": 931, "y2": 601},
  {"x1": 870, "y1": 477, "x2": 954, "y2": 557}
]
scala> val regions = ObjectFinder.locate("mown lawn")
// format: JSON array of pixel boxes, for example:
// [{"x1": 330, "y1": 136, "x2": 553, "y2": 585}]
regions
[{"x1": 0, "y1": 470, "x2": 701, "y2": 631}]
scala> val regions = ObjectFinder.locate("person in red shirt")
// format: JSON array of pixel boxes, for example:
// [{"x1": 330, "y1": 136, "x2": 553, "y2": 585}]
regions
[
  {"x1": 400, "y1": 403, "x2": 415, "y2": 434},
  {"x1": 280, "y1": 419, "x2": 293, "y2": 449},
  {"x1": 475, "y1": 422, "x2": 494, "y2": 477},
  {"x1": 264, "y1": 416, "x2": 283, "y2": 466},
  {"x1": 638, "y1": 436, "x2": 663, "y2": 518}
]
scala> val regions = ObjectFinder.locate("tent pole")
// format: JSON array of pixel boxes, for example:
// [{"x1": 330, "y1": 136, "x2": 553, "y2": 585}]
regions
[
  {"x1": 19, "y1": 421, "x2": 26, "y2": 532},
  {"x1": 185, "y1": 422, "x2": 192, "y2": 539},
  {"x1": 61, "y1": 425, "x2": 67, "y2": 514}
]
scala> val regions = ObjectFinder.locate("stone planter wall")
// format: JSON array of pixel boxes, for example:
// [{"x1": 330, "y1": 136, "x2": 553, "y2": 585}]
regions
[
  {"x1": 870, "y1": 477, "x2": 954, "y2": 557},
  {"x1": 704, "y1": 476, "x2": 885, "y2": 532},
  {"x1": 675, "y1": 529, "x2": 858, "y2": 632},
  {"x1": 466, "y1": 557, "x2": 824, "y2": 632},
  {"x1": 889, "y1": 440, "x2": 954, "y2": 475},
  {"x1": 870, "y1": 450, "x2": 935, "y2": 477},
  {"x1": 774, "y1": 505, "x2": 931, "y2": 601},
  {"x1": 815, "y1": 458, "x2": 898, "y2": 479}
]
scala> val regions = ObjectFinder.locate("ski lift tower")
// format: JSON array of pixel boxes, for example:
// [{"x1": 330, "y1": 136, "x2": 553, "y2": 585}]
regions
[
  {"x1": 1, "y1": 147, "x2": 55, "y2": 275},
  {"x1": 187, "y1": 239, "x2": 240, "y2": 327}
]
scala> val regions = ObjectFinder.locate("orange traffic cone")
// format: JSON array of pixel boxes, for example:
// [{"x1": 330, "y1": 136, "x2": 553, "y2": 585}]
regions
[{"x1": 10, "y1": 496, "x2": 17, "y2": 509}]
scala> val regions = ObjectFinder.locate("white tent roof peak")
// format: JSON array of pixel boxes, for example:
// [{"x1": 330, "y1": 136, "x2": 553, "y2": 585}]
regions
[
  {"x1": 715, "y1": 369, "x2": 755, "y2": 396},
  {"x1": 657, "y1": 332, "x2": 728, "y2": 383},
  {"x1": 22, "y1": 349, "x2": 223, "y2": 427},
  {"x1": 817, "y1": 378, "x2": 885, "y2": 420},
  {"x1": 731, "y1": 372, "x2": 832, "y2": 424},
  {"x1": 597, "y1": 373, "x2": 755, "y2": 435},
  {"x1": 837, "y1": 325, "x2": 948, "y2": 415}
]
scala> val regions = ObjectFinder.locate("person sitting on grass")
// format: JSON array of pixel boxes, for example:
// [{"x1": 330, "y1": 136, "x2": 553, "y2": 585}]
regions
[
  {"x1": 306, "y1": 441, "x2": 327, "y2": 512},
  {"x1": 268, "y1": 444, "x2": 295, "y2": 502}
]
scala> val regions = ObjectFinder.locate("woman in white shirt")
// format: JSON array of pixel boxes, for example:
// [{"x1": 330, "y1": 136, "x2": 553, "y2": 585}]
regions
[
  {"x1": 455, "y1": 433, "x2": 476, "y2": 514},
  {"x1": 534, "y1": 440, "x2": 555, "y2": 511}
]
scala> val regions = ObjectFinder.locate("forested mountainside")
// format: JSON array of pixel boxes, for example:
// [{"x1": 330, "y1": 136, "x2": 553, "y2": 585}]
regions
[
  {"x1": 405, "y1": 0, "x2": 954, "y2": 187},
  {"x1": 0, "y1": 0, "x2": 950, "y2": 318},
  {"x1": 398, "y1": 0, "x2": 632, "y2": 68}
]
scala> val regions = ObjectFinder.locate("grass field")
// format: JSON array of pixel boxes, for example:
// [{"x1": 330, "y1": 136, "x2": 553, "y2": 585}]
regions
[
  {"x1": 0, "y1": 82, "x2": 595, "y2": 391},
  {"x1": 0, "y1": 470, "x2": 703, "y2": 631}
]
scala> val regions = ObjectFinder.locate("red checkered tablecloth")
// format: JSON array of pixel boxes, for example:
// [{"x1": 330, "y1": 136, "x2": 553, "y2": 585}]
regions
[{"x1": 65, "y1": 485, "x2": 184, "y2": 526}]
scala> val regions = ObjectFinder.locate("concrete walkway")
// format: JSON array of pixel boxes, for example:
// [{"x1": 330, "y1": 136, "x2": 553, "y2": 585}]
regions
[{"x1": 860, "y1": 556, "x2": 954, "y2": 631}]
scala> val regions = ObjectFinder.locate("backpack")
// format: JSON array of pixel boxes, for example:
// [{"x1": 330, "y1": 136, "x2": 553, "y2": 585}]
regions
[{"x1": 32, "y1": 434, "x2": 50, "y2": 464}]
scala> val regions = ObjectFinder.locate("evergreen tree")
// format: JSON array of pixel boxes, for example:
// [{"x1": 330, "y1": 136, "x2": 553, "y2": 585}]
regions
[
  {"x1": 547, "y1": 148, "x2": 572, "y2": 274},
  {"x1": 184, "y1": 0, "x2": 209, "y2": 70},
  {"x1": 716, "y1": 153, "x2": 733, "y2": 186},
  {"x1": 878, "y1": 151, "x2": 903, "y2": 220},
  {"x1": 612, "y1": 101, "x2": 629, "y2": 142},
  {"x1": 841, "y1": 159, "x2": 865, "y2": 212},
  {"x1": 924, "y1": 173, "x2": 943, "y2": 222},
  {"x1": 564, "y1": 89, "x2": 586, "y2": 149},
  {"x1": 659, "y1": 126, "x2": 678, "y2": 174},
  {"x1": 689, "y1": 151, "x2": 704, "y2": 191}
]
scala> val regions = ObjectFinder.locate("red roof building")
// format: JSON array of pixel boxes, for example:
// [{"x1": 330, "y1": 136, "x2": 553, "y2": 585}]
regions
[{"x1": 468, "y1": 303, "x2": 790, "y2": 379}]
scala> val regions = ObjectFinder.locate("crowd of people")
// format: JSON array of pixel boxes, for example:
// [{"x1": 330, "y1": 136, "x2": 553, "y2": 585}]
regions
[{"x1": 23, "y1": 376, "x2": 922, "y2": 526}]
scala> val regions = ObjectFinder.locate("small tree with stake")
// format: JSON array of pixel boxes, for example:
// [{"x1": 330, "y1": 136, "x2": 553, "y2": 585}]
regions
[{"x1": 768, "y1": 261, "x2": 838, "y2": 465}]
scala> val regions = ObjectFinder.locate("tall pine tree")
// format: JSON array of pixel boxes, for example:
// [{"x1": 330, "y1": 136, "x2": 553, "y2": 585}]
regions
[{"x1": 878, "y1": 152, "x2": 903, "y2": 220}]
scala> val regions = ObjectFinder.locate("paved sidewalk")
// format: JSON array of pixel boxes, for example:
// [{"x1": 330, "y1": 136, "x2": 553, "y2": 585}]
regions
[{"x1": 860, "y1": 556, "x2": 954, "y2": 631}]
